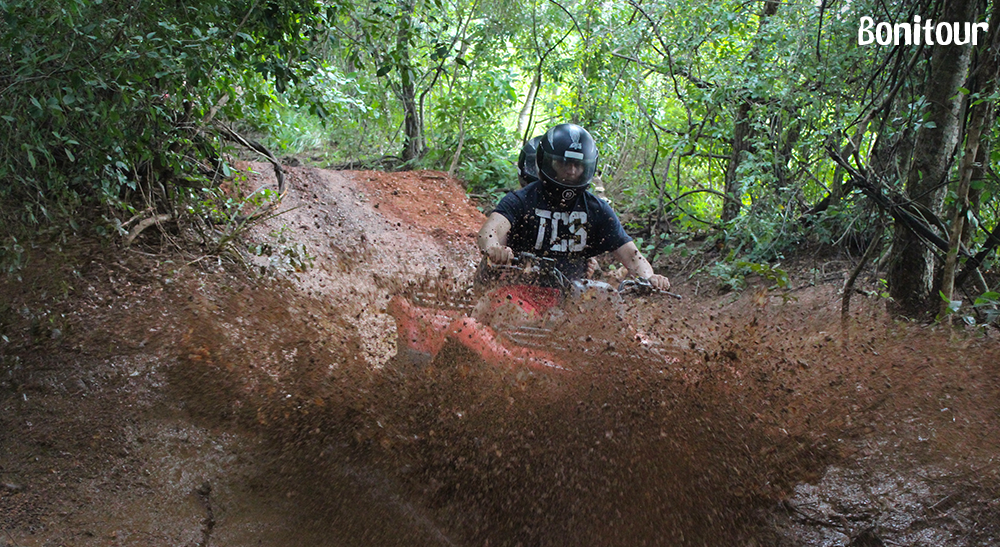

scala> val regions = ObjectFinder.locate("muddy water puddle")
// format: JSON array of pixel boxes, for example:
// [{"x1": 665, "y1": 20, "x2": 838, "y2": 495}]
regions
[
  {"x1": 169, "y1": 278, "x2": 1000, "y2": 546},
  {"x1": 6, "y1": 165, "x2": 1000, "y2": 545},
  {"x1": 6, "y1": 276, "x2": 1000, "y2": 547},
  {"x1": 171, "y1": 294, "x2": 807, "y2": 546}
]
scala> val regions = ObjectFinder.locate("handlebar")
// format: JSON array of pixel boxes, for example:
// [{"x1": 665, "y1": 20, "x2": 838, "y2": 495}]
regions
[
  {"x1": 495, "y1": 252, "x2": 681, "y2": 299},
  {"x1": 617, "y1": 277, "x2": 683, "y2": 299},
  {"x1": 501, "y1": 252, "x2": 570, "y2": 289}
]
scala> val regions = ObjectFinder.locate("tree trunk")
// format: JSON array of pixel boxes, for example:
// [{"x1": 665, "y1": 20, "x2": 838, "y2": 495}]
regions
[
  {"x1": 448, "y1": 109, "x2": 467, "y2": 178},
  {"x1": 401, "y1": 80, "x2": 422, "y2": 163},
  {"x1": 517, "y1": 74, "x2": 540, "y2": 140},
  {"x1": 774, "y1": 115, "x2": 800, "y2": 191},
  {"x1": 722, "y1": 98, "x2": 751, "y2": 223},
  {"x1": 397, "y1": 0, "x2": 423, "y2": 164},
  {"x1": 939, "y1": 99, "x2": 987, "y2": 321},
  {"x1": 964, "y1": 123, "x2": 991, "y2": 246},
  {"x1": 834, "y1": 111, "x2": 873, "y2": 205},
  {"x1": 941, "y1": 0, "x2": 1000, "y2": 318},
  {"x1": 887, "y1": 0, "x2": 975, "y2": 318},
  {"x1": 964, "y1": 0, "x2": 1000, "y2": 249},
  {"x1": 721, "y1": 0, "x2": 778, "y2": 224}
]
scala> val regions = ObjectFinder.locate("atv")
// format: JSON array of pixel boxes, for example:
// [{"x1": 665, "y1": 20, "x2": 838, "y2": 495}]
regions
[{"x1": 388, "y1": 253, "x2": 679, "y2": 373}]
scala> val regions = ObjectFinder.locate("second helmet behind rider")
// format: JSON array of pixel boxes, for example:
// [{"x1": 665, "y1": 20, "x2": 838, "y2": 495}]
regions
[
  {"x1": 517, "y1": 136, "x2": 542, "y2": 187},
  {"x1": 536, "y1": 123, "x2": 598, "y2": 203}
]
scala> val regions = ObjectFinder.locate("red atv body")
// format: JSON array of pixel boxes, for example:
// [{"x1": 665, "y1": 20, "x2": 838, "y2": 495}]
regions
[
  {"x1": 389, "y1": 283, "x2": 567, "y2": 371},
  {"x1": 388, "y1": 254, "x2": 675, "y2": 372}
]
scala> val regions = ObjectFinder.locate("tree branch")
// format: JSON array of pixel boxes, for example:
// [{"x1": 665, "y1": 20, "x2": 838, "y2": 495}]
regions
[{"x1": 826, "y1": 147, "x2": 966, "y2": 259}]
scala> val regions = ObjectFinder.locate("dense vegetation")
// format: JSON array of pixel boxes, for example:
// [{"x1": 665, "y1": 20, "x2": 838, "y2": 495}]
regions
[{"x1": 1, "y1": 0, "x2": 998, "y2": 320}]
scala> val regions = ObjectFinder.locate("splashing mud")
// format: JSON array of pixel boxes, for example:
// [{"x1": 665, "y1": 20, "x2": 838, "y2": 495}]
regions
[{"x1": 3, "y1": 164, "x2": 1000, "y2": 546}]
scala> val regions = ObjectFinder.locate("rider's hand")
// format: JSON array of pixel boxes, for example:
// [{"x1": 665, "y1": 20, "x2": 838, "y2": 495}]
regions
[
  {"x1": 646, "y1": 274, "x2": 671, "y2": 291},
  {"x1": 586, "y1": 257, "x2": 599, "y2": 278},
  {"x1": 486, "y1": 245, "x2": 514, "y2": 265}
]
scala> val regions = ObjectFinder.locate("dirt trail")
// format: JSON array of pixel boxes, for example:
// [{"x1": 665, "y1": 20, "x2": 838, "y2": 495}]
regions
[{"x1": 2, "y1": 163, "x2": 1000, "y2": 546}]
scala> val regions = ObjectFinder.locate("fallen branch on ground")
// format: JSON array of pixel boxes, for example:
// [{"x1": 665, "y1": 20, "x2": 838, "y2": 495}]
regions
[{"x1": 124, "y1": 213, "x2": 172, "y2": 247}]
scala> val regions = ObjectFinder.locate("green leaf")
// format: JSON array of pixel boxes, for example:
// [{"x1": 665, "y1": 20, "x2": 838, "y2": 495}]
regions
[
  {"x1": 939, "y1": 290, "x2": 962, "y2": 313},
  {"x1": 974, "y1": 292, "x2": 1000, "y2": 306}
]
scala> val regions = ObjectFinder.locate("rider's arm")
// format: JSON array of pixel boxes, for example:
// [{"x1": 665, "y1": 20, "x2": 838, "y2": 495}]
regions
[
  {"x1": 612, "y1": 241, "x2": 671, "y2": 290},
  {"x1": 477, "y1": 212, "x2": 514, "y2": 264}
]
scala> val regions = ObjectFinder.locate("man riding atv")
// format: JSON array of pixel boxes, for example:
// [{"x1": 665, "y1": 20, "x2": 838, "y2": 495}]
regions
[
  {"x1": 389, "y1": 123, "x2": 671, "y2": 371},
  {"x1": 478, "y1": 123, "x2": 670, "y2": 291}
]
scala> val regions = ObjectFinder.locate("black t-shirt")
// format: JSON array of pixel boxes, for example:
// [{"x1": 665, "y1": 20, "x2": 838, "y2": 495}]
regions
[{"x1": 492, "y1": 181, "x2": 631, "y2": 279}]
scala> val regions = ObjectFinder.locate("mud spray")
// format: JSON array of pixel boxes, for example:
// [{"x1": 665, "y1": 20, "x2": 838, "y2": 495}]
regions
[
  {"x1": 166, "y1": 259, "x2": 1000, "y2": 547},
  {"x1": 5, "y1": 167, "x2": 999, "y2": 546},
  {"x1": 157, "y1": 165, "x2": 1000, "y2": 546}
]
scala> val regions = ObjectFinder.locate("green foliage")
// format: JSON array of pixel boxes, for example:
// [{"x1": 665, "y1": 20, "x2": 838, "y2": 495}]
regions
[
  {"x1": 425, "y1": 66, "x2": 520, "y2": 192},
  {"x1": 0, "y1": 235, "x2": 26, "y2": 275},
  {"x1": 708, "y1": 258, "x2": 789, "y2": 293},
  {"x1": 877, "y1": 278, "x2": 892, "y2": 301},
  {"x1": 721, "y1": 208, "x2": 801, "y2": 263},
  {"x1": 939, "y1": 291, "x2": 1000, "y2": 328},
  {"x1": 258, "y1": 67, "x2": 369, "y2": 160},
  {"x1": 973, "y1": 292, "x2": 1000, "y2": 325},
  {"x1": 633, "y1": 233, "x2": 677, "y2": 263},
  {"x1": 708, "y1": 260, "x2": 748, "y2": 292},
  {"x1": 0, "y1": 0, "x2": 329, "y2": 228},
  {"x1": 457, "y1": 151, "x2": 517, "y2": 196},
  {"x1": 3, "y1": 0, "x2": 996, "y2": 310}
]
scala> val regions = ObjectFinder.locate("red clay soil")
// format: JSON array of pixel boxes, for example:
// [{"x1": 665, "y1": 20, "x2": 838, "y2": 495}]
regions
[
  {"x1": 1, "y1": 163, "x2": 1000, "y2": 547},
  {"x1": 353, "y1": 169, "x2": 486, "y2": 238}
]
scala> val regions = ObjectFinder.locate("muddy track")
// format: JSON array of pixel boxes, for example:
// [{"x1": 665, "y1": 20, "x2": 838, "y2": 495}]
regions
[{"x1": 2, "y1": 163, "x2": 1000, "y2": 546}]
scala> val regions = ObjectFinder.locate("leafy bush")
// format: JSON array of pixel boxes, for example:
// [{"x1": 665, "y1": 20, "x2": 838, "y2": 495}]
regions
[
  {"x1": 708, "y1": 258, "x2": 789, "y2": 293},
  {"x1": 939, "y1": 290, "x2": 1000, "y2": 327},
  {"x1": 0, "y1": 0, "x2": 329, "y2": 228},
  {"x1": 423, "y1": 66, "x2": 520, "y2": 194}
]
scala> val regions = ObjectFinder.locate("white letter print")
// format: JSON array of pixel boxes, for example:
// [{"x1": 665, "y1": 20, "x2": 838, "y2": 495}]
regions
[{"x1": 535, "y1": 209, "x2": 587, "y2": 252}]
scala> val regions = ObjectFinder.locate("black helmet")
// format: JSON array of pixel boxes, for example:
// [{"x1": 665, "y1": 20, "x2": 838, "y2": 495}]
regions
[
  {"x1": 537, "y1": 123, "x2": 598, "y2": 191},
  {"x1": 517, "y1": 136, "x2": 542, "y2": 187}
]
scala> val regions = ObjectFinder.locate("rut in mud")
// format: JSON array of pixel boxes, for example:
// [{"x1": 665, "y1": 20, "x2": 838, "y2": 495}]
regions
[{"x1": 3, "y1": 163, "x2": 1000, "y2": 546}]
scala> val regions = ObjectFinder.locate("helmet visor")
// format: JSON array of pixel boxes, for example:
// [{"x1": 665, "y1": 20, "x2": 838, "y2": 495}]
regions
[{"x1": 540, "y1": 150, "x2": 596, "y2": 188}]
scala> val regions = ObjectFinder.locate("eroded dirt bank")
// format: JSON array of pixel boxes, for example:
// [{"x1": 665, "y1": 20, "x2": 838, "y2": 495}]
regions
[{"x1": 2, "y1": 164, "x2": 1000, "y2": 546}]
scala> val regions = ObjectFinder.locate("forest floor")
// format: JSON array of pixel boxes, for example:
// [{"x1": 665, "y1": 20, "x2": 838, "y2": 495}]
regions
[{"x1": 2, "y1": 163, "x2": 1000, "y2": 547}]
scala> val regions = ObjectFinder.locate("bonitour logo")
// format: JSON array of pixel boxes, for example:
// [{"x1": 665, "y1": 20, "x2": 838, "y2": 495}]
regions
[{"x1": 858, "y1": 16, "x2": 989, "y2": 46}]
